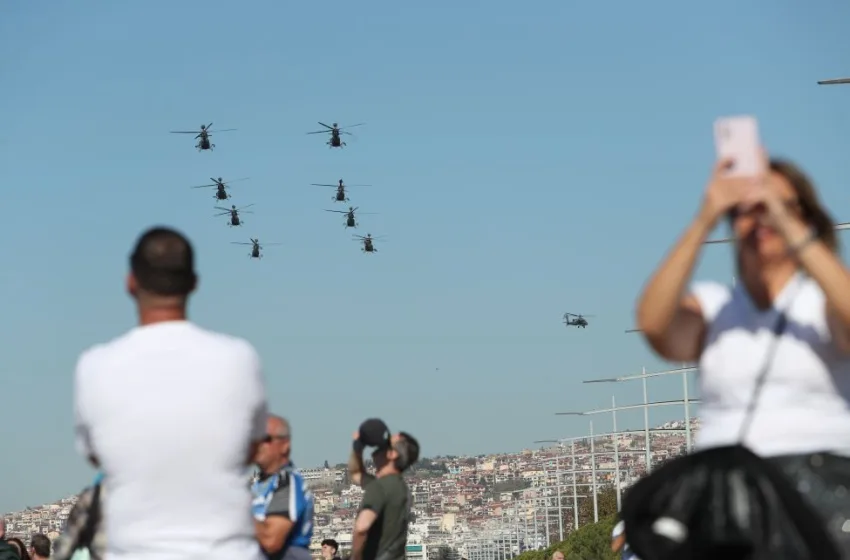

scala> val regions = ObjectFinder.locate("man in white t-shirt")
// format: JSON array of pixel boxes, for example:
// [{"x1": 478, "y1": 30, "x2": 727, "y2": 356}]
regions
[{"x1": 73, "y1": 226, "x2": 268, "y2": 560}]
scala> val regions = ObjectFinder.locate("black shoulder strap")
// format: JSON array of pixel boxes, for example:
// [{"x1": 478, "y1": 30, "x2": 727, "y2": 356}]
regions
[
  {"x1": 736, "y1": 282, "x2": 799, "y2": 444},
  {"x1": 78, "y1": 483, "x2": 102, "y2": 548}
]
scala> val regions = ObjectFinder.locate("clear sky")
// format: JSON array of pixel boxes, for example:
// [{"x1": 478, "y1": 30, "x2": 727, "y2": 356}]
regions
[{"x1": 2, "y1": 0, "x2": 850, "y2": 512}]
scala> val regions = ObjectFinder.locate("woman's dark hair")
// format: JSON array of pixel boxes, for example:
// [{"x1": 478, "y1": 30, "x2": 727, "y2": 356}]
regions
[
  {"x1": 7, "y1": 537, "x2": 30, "y2": 560},
  {"x1": 770, "y1": 158, "x2": 838, "y2": 252}
]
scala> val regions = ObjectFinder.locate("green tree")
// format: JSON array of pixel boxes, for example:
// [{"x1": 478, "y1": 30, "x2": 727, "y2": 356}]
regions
[
  {"x1": 511, "y1": 514, "x2": 617, "y2": 560},
  {"x1": 576, "y1": 485, "x2": 617, "y2": 528}
]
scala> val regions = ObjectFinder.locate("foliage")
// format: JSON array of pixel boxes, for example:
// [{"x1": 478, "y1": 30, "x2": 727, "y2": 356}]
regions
[
  {"x1": 512, "y1": 514, "x2": 618, "y2": 560},
  {"x1": 511, "y1": 486, "x2": 620, "y2": 560},
  {"x1": 490, "y1": 479, "x2": 531, "y2": 495},
  {"x1": 576, "y1": 485, "x2": 618, "y2": 528}
]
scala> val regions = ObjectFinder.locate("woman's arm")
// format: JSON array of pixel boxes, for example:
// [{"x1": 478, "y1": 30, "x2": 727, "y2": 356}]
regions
[
  {"x1": 778, "y1": 216, "x2": 850, "y2": 352},
  {"x1": 637, "y1": 159, "x2": 755, "y2": 361},
  {"x1": 636, "y1": 214, "x2": 713, "y2": 361}
]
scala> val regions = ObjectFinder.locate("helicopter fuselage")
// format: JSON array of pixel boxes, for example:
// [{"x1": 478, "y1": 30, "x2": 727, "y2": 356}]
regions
[
  {"x1": 251, "y1": 248, "x2": 260, "y2": 258},
  {"x1": 335, "y1": 189, "x2": 347, "y2": 201},
  {"x1": 230, "y1": 215, "x2": 241, "y2": 226},
  {"x1": 346, "y1": 216, "x2": 356, "y2": 228},
  {"x1": 363, "y1": 241, "x2": 375, "y2": 253},
  {"x1": 216, "y1": 187, "x2": 228, "y2": 200}
]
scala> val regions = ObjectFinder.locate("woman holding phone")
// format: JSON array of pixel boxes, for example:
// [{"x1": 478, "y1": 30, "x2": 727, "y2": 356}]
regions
[{"x1": 636, "y1": 154, "x2": 850, "y2": 552}]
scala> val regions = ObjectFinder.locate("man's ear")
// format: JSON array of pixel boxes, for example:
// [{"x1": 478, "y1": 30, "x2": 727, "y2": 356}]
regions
[{"x1": 127, "y1": 273, "x2": 138, "y2": 297}]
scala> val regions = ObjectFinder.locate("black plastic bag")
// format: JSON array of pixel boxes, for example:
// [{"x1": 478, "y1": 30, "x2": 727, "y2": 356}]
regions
[{"x1": 621, "y1": 444, "x2": 841, "y2": 560}]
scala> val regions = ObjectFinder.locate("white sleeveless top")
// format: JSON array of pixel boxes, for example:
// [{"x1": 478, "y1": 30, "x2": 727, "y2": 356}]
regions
[{"x1": 691, "y1": 273, "x2": 850, "y2": 456}]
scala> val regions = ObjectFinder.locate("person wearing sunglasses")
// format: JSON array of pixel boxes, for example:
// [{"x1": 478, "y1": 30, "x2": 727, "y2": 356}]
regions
[
  {"x1": 636, "y1": 155, "x2": 850, "y2": 553},
  {"x1": 252, "y1": 415, "x2": 314, "y2": 560}
]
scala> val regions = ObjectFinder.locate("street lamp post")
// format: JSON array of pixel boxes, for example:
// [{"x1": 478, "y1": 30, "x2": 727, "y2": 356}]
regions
[{"x1": 580, "y1": 365, "x2": 699, "y2": 469}]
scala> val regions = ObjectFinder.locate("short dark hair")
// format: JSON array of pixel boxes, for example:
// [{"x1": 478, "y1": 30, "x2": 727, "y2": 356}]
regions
[
  {"x1": 130, "y1": 227, "x2": 196, "y2": 296},
  {"x1": 394, "y1": 432, "x2": 420, "y2": 472},
  {"x1": 30, "y1": 534, "x2": 50, "y2": 558},
  {"x1": 321, "y1": 539, "x2": 339, "y2": 552}
]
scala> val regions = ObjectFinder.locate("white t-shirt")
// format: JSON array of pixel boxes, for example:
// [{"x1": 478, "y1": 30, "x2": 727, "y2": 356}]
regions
[
  {"x1": 692, "y1": 273, "x2": 850, "y2": 456},
  {"x1": 74, "y1": 321, "x2": 268, "y2": 560}
]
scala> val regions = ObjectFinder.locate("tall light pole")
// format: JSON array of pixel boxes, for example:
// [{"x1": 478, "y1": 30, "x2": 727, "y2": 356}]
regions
[{"x1": 581, "y1": 365, "x2": 698, "y2": 457}]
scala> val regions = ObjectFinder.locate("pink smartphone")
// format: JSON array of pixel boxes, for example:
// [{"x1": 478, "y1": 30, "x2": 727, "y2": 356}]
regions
[{"x1": 713, "y1": 116, "x2": 764, "y2": 177}]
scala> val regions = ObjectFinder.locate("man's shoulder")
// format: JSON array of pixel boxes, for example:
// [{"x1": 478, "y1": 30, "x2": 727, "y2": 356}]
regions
[{"x1": 0, "y1": 541, "x2": 19, "y2": 560}]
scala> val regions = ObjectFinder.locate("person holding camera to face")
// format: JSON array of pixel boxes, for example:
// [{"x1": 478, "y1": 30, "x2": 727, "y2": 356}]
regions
[{"x1": 347, "y1": 419, "x2": 419, "y2": 560}]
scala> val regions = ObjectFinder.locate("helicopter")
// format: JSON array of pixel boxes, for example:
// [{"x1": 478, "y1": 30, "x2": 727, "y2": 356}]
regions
[
  {"x1": 353, "y1": 233, "x2": 385, "y2": 253},
  {"x1": 325, "y1": 206, "x2": 376, "y2": 229},
  {"x1": 312, "y1": 179, "x2": 372, "y2": 202},
  {"x1": 214, "y1": 204, "x2": 254, "y2": 227},
  {"x1": 231, "y1": 238, "x2": 281, "y2": 259},
  {"x1": 191, "y1": 177, "x2": 249, "y2": 200},
  {"x1": 563, "y1": 313, "x2": 593, "y2": 328},
  {"x1": 306, "y1": 122, "x2": 364, "y2": 148},
  {"x1": 170, "y1": 123, "x2": 236, "y2": 151}
]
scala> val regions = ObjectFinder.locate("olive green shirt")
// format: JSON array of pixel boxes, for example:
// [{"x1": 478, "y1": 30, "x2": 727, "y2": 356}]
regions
[{"x1": 359, "y1": 473, "x2": 411, "y2": 560}]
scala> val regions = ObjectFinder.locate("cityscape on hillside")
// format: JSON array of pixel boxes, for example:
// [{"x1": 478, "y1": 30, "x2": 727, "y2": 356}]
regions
[{"x1": 2, "y1": 416, "x2": 699, "y2": 559}]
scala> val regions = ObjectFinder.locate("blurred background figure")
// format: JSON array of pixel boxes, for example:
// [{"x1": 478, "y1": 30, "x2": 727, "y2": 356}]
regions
[
  {"x1": 29, "y1": 535, "x2": 50, "y2": 560},
  {"x1": 320, "y1": 539, "x2": 340, "y2": 560}
]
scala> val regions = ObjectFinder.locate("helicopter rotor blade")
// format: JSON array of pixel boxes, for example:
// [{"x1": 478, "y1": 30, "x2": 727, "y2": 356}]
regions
[
  {"x1": 260, "y1": 243, "x2": 284, "y2": 246},
  {"x1": 231, "y1": 242, "x2": 252, "y2": 245},
  {"x1": 191, "y1": 184, "x2": 217, "y2": 189},
  {"x1": 207, "y1": 122, "x2": 213, "y2": 130},
  {"x1": 209, "y1": 128, "x2": 236, "y2": 133},
  {"x1": 318, "y1": 122, "x2": 333, "y2": 129},
  {"x1": 307, "y1": 130, "x2": 329, "y2": 135},
  {"x1": 325, "y1": 209, "x2": 347, "y2": 214},
  {"x1": 170, "y1": 130, "x2": 200, "y2": 134},
  {"x1": 214, "y1": 212, "x2": 230, "y2": 217},
  {"x1": 240, "y1": 211, "x2": 255, "y2": 214},
  {"x1": 356, "y1": 212, "x2": 379, "y2": 215},
  {"x1": 340, "y1": 123, "x2": 365, "y2": 130},
  {"x1": 236, "y1": 204, "x2": 255, "y2": 211},
  {"x1": 222, "y1": 177, "x2": 250, "y2": 184},
  {"x1": 213, "y1": 206, "x2": 231, "y2": 212},
  {"x1": 311, "y1": 184, "x2": 338, "y2": 187}
]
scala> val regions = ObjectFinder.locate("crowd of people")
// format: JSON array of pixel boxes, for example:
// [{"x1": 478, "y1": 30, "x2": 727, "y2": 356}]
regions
[
  {"x1": 30, "y1": 227, "x2": 420, "y2": 560},
  {"x1": 10, "y1": 145, "x2": 850, "y2": 560}
]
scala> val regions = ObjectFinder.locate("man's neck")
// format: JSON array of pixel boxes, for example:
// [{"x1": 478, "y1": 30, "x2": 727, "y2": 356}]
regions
[
  {"x1": 261, "y1": 457, "x2": 289, "y2": 476},
  {"x1": 376, "y1": 465, "x2": 400, "y2": 478},
  {"x1": 137, "y1": 307, "x2": 187, "y2": 326}
]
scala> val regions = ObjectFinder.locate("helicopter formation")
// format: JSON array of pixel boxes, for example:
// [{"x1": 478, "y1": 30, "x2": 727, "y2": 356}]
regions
[{"x1": 172, "y1": 121, "x2": 384, "y2": 256}]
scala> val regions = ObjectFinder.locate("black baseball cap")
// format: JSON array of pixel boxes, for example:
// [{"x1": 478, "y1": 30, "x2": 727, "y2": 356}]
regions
[{"x1": 359, "y1": 418, "x2": 391, "y2": 449}]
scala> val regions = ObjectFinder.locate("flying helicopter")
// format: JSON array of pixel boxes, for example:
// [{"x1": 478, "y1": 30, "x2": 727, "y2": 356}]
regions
[
  {"x1": 170, "y1": 123, "x2": 236, "y2": 151},
  {"x1": 306, "y1": 122, "x2": 364, "y2": 148},
  {"x1": 563, "y1": 313, "x2": 593, "y2": 329},
  {"x1": 324, "y1": 206, "x2": 376, "y2": 229},
  {"x1": 311, "y1": 179, "x2": 372, "y2": 202},
  {"x1": 353, "y1": 233, "x2": 385, "y2": 253},
  {"x1": 230, "y1": 238, "x2": 281, "y2": 259},
  {"x1": 191, "y1": 177, "x2": 249, "y2": 200},
  {"x1": 818, "y1": 78, "x2": 850, "y2": 85},
  {"x1": 214, "y1": 204, "x2": 254, "y2": 227}
]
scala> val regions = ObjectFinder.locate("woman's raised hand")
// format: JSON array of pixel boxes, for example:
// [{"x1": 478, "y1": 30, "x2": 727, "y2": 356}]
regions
[{"x1": 698, "y1": 158, "x2": 764, "y2": 227}]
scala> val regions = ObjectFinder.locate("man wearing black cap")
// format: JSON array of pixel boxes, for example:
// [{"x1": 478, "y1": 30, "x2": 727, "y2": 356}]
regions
[
  {"x1": 73, "y1": 227, "x2": 268, "y2": 560},
  {"x1": 347, "y1": 419, "x2": 419, "y2": 560}
]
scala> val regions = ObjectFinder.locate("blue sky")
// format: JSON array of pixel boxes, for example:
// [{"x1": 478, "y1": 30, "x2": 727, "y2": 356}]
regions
[{"x1": 2, "y1": 0, "x2": 850, "y2": 512}]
